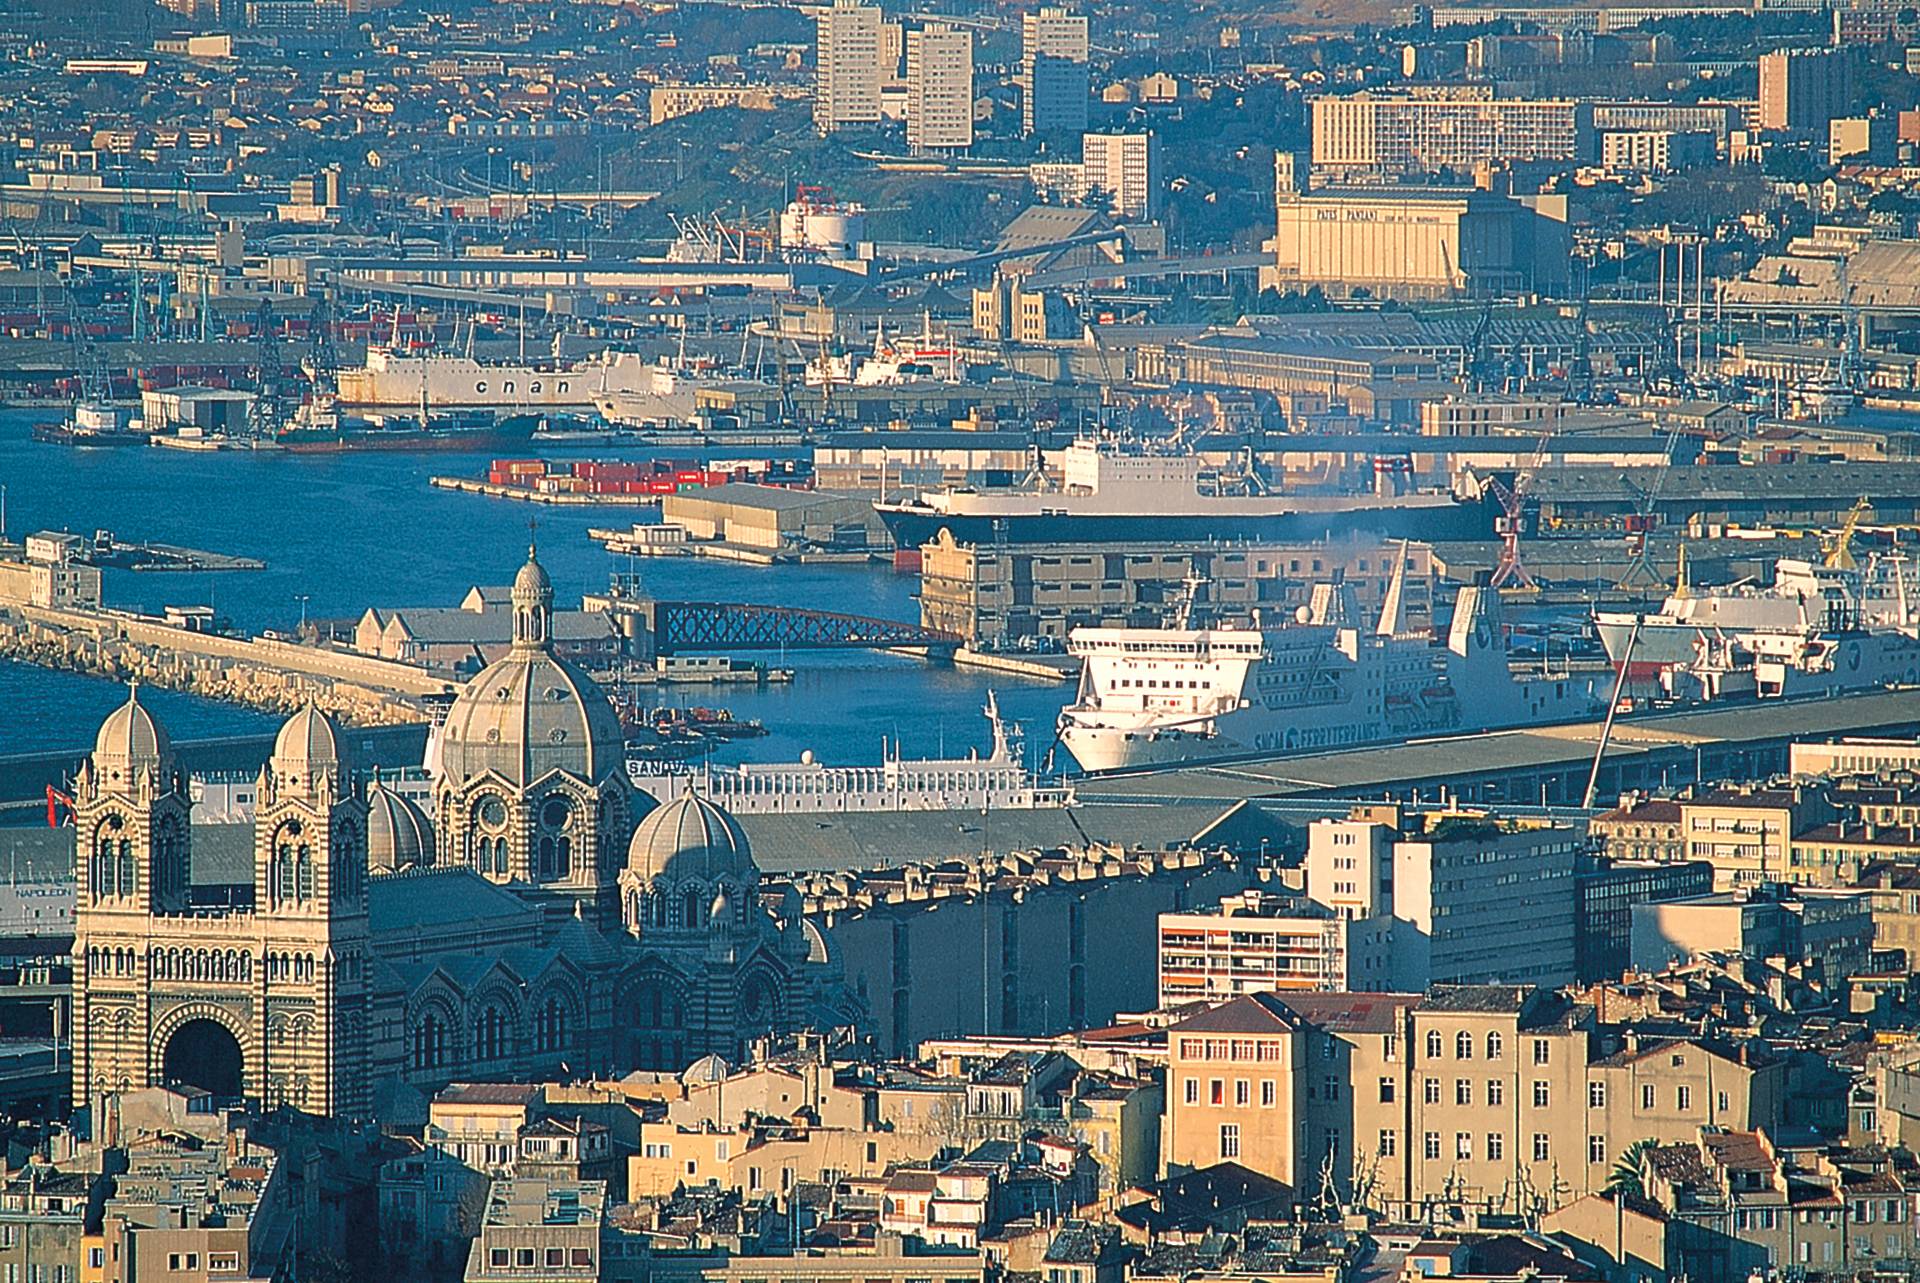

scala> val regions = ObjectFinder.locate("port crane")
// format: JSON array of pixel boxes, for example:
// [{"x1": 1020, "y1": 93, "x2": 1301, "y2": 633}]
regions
[
  {"x1": 1826, "y1": 496, "x2": 1873, "y2": 571},
  {"x1": 1616, "y1": 427, "x2": 1683, "y2": 591},
  {"x1": 1487, "y1": 426, "x2": 1556, "y2": 591}
]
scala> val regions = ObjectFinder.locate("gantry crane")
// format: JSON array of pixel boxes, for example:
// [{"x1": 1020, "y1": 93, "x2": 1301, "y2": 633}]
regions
[
  {"x1": 1617, "y1": 428, "x2": 1683, "y2": 591},
  {"x1": 1487, "y1": 426, "x2": 1556, "y2": 591}
]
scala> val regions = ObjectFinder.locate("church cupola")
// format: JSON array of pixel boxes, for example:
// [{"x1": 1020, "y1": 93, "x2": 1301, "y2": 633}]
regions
[{"x1": 511, "y1": 541, "x2": 553, "y2": 650}]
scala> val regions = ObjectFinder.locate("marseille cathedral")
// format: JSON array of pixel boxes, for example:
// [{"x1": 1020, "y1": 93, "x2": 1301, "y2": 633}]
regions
[{"x1": 71, "y1": 547, "x2": 853, "y2": 1117}]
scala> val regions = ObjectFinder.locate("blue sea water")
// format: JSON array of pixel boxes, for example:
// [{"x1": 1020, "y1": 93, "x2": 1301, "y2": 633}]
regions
[{"x1": 0, "y1": 412, "x2": 1071, "y2": 765}]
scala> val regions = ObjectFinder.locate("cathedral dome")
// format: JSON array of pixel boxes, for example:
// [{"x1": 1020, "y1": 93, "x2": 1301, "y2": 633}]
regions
[
  {"x1": 93, "y1": 684, "x2": 172, "y2": 779},
  {"x1": 436, "y1": 547, "x2": 626, "y2": 790},
  {"x1": 273, "y1": 704, "x2": 344, "y2": 781},
  {"x1": 438, "y1": 651, "x2": 626, "y2": 788},
  {"x1": 367, "y1": 779, "x2": 433, "y2": 871},
  {"x1": 626, "y1": 794, "x2": 754, "y2": 889}
]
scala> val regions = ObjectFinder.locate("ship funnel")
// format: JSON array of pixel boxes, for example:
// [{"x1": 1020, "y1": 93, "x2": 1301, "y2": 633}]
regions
[
  {"x1": 1377, "y1": 540, "x2": 1411, "y2": 637},
  {"x1": 1309, "y1": 582, "x2": 1362, "y2": 628},
  {"x1": 1448, "y1": 584, "x2": 1505, "y2": 657}
]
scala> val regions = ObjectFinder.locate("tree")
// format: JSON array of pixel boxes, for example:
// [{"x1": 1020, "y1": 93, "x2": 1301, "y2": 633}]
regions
[{"x1": 1605, "y1": 1138, "x2": 1660, "y2": 1200}]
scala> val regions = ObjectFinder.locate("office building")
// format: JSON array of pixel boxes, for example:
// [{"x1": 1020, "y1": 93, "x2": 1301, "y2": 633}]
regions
[
  {"x1": 1758, "y1": 47, "x2": 1854, "y2": 134},
  {"x1": 906, "y1": 24, "x2": 974, "y2": 153},
  {"x1": 1080, "y1": 132, "x2": 1161, "y2": 219},
  {"x1": 1020, "y1": 7, "x2": 1090, "y2": 136},
  {"x1": 1311, "y1": 90, "x2": 1594, "y2": 179},
  {"x1": 1573, "y1": 856, "x2": 1715, "y2": 982},
  {"x1": 815, "y1": 0, "x2": 885, "y2": 134}
]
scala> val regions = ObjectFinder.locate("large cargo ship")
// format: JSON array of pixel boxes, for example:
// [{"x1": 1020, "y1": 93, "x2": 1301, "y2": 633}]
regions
[
  {"x1": 875, "y1": 437, "x2": 1485, "y2": 548},
  {"x1": 1056, "y1": 563, "x2": 1605, "y2": 773},
  {"x1": 336, "y1": 346, "x2": 709, "y2": 412}
]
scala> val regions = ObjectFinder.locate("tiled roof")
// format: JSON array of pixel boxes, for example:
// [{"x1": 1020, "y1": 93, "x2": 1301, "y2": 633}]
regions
[{"x1": 1170, "y1": 993, "x2": 1307, "y2": 1036}]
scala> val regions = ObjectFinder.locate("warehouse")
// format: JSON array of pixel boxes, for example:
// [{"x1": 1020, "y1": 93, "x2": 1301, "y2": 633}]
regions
[
  {"x1": 917, "y1": 530, "x2": 1436, "y2": 646},
  {"x1": 660, "y1": 483, "x2": 884, "y2": 552},
  {"x1": 1262, "y1": 173, "x2": 1571, "y2": 300}
]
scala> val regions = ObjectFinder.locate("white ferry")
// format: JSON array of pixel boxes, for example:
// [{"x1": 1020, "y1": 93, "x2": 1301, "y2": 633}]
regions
[
  {"x1": 336, "y1": 346, "x2": 713, "y2": 412},
  {"x1": 875, "y1": 436, "x2": 1484, "y2": 549},
  {"x1": 1056, "y1": 558, "x2": 1605, "y2": 773}
]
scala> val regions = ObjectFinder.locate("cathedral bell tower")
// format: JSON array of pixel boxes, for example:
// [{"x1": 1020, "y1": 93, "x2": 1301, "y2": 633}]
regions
[
  {"x1": 71, "y1": 684, "x2": 192, "y2": 1105},
  {"x1": 252, "y1": 704, "x2": 373, "y2": 1116}
]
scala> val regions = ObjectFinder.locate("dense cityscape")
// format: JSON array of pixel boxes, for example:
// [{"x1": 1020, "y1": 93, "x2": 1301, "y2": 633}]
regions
[{"x1": 7, "y1": 0, "x2": 1920, "y2": 1280}]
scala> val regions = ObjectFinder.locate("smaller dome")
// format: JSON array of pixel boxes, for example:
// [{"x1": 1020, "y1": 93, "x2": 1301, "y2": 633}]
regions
[
  {"x1": 273, "y1": 704, "x2": 346, "y2": 793},
  {"x1": 710, "y1": 885, "x2": 734, "y2": 929},
  {"x1": 274, "y1": 702, "x2": 341, "y2": 772},
  {"x1": 679, "y1": 1052, "x2": 731, "y2": 1086},
  {"x1": 513, "y1": 547, "x2": 552, "y2": 600},
  {"x1": 94, "y1": 683, "x2": 171, "y2": 775},
  {"x1": 367, "y1": 780, "x2": 433, "y2": 872},
  {"x1": 627, "y1": 794, "x2": 755, "y2": 889}
]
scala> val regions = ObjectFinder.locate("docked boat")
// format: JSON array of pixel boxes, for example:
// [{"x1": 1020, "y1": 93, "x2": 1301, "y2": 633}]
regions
[
  {"x1": 875, "y1": 436, "x2": 1485, "y2": 548},
  {"x1": 1594, "y1": 554, "x2": 1920, "y2": 701},
  {"x1": 804, "y1": 322, "x2": 968, "y2": 388},
  {"x1": 1056, "y1": 556, "x2": 1606, "y2": 773},
  {"x1": 275, "y1": 399, "x2": 539, "y2": 453},
  {"x1": 32, "y1": 402, "x2": 149, "y2": 448}
]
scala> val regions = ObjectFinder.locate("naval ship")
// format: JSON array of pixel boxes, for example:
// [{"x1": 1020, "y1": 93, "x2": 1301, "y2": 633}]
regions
[
  {"x1": 1056, "y1": 555, "x2": 1605, "y2": 773},
  {"x1": 874, "y1": 436, "x2": 1486, "y2": 549}
]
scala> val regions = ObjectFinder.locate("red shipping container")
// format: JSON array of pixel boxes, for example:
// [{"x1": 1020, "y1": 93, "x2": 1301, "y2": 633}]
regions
[{"x1": 648, "y1": 479, "x2": 676, "y2": 494}]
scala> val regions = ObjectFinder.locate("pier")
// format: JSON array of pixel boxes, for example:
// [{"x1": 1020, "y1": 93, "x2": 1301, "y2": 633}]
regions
[{"x1": 429, "y1": 476, "x2": 656, "y2": 506}]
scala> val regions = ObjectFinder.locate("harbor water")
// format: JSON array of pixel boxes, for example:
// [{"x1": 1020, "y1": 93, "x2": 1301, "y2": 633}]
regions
[{"x1": 0, "y1": 411, "x2": 1073, "y2": 767}]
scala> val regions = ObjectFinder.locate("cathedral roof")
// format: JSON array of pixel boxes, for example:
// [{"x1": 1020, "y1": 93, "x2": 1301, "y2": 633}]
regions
[
  {"x1": 367, "y1": 780, "x2": 433, "y2": 872},
  {"x1": 626, "y1": 794, "x2": 756, "y2": 889},
  {"x1": 93, "y1": 684, "x2": 171, "y2": 778},
  {"x1": 368, "y1": 867, "x2": 539, "y2": 935}
]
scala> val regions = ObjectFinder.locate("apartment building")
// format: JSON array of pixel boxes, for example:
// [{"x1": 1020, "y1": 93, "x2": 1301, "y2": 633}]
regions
[
  {"x1": 1585, "y1": 1036, "x2": 1786, "y2": 1166},
  {"x1": 1310, "y1": 91, "x2": 1594, "y2": 178},
  {"x1": 1680, "y1": 785, "x2": 1834, "y2": 889},
  {"x1": 906, "y1": 25, "x2": 973, "y2": 153},
  {"x1": 463, "y1": 1179, "x2": 603, "y2": 1283},
  {"x1": 815, "y1": 0, "x2": 884, "y2": 133},
  {"x1": 1081, "y1": 132, "x2": 1160, "y2": 220},
  {"x1": 1163, "y1": 994, "x2": 1315, "y2": 1186},
  {"x1": 1758, "y1": 47, "x2": 1854, "y2": 134},
  {"x1": 1158, "y1": 891, "x2": 1396, "y2": 1004},
  {"x1": 1166, "y1": 986, "x2": 1786, "y2": 1217},
  {"x1": 1020, "y1": 8, "x2": 1090, "y2": 136},
  {"x1": 97, "y1": 1144, "x2": 291, "y2": 1283},
  {"x1": 1404, "y1": 986, "x2": 1593, "y2": 1215}
]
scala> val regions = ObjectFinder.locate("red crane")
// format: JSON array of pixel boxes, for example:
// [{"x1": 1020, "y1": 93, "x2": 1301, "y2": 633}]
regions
[{"x1": 1487, "y1": 426, "x2": 1556, "y2": 591}]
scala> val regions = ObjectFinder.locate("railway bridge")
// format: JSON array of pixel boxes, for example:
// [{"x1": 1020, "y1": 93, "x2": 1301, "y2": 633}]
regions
[{"x1": 599, "y1": 595, "x2": 962, "y2": 659}]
